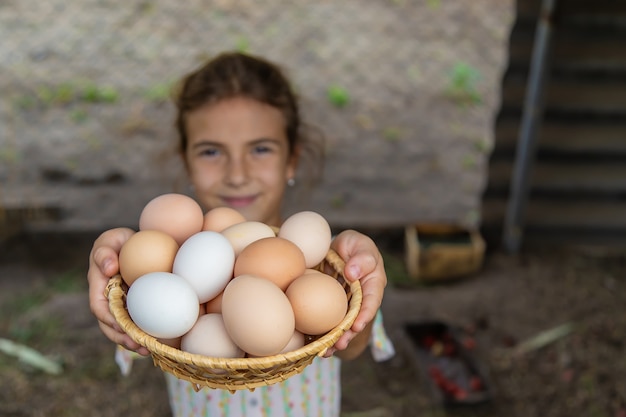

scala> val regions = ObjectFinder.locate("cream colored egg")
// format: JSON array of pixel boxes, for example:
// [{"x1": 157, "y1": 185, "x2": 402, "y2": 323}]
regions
[
  {"x1": 278, "y1": 211, "x2": 332, "y2": 268},
  {"x1": 181, "y1": 314, "x2": 244, "y2": 358},
  {"x1": 221, "y1": 221, "x2": 275, "y2": 256}
]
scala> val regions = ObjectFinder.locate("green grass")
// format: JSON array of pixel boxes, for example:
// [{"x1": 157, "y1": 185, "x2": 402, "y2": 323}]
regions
[
  {"x1": 0, "y1": 268, "x2": 85, "y2": 346},
  {"x1": 12, "y1": 81, "x2": 120, "y2": 110},
  {"x1": 446, "y1": 62, "x2": 482, "y2": 106},
  {"x1": 143, "y1": 81, "x2": 174, "y2": 103},
  {"x1": 327, "y1": 85, "x2": 350, "y2": 108},
  {"x1": 381, "y1": 250, "x2": 417, "y2": 288}
]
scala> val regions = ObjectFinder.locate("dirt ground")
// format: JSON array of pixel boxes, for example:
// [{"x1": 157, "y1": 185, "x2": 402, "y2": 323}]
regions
[{"x1": 0, "y1": 231, "x2": 625, "y2": 417}]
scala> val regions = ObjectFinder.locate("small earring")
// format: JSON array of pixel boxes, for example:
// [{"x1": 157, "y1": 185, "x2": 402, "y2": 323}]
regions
[{"x1": 287, "y1": 178, "x2": 295, "y2": 187}]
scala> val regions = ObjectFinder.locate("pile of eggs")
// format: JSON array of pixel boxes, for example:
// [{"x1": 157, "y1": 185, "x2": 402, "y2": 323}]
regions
[{"x1": 119, "y1": 193, "x2": 348, "y2": 359}]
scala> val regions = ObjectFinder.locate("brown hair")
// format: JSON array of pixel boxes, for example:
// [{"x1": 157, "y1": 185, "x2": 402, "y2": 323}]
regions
[{"x1": 173, "y1": 52, "x2": 324, "y2": 184}]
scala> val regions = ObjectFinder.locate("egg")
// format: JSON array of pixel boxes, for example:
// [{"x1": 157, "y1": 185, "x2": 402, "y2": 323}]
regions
[
  {"x1": 278, "y1": 211, "x2": 332, "y2": 268},
  {"x1": 118, "y1": 230, "x2": 179, "y2": 286},
  {"x1": 233, "y1": 237, "x2": 306, "y2": 291},
  {"x1": 221, "y1": 221, "x2": 276, "y2": 256},
  {"x1": 247, "y1": 330, "x2": 305, "y2": 357},
  {"x1": 126, "y1": 271, "x2": 200, "y2": 339},
  {"x1": 278, "y1": 330, "x2": 305, "y2": 353},
  {"x1": 172, "y1": 231, "x2": 235, "y2": 303},
  {"x1": 139, "y1": 193, "x2": 204, "y2": 245},
  {"x1": 180, "y1": 314, "x2": 244, "y2": 359},
  {"x1": 204, "y1": 291, "x2": 223, "y2": 314},
  {"x1": 157, "y1": 336, "x2": 182, "y2": 349},
  {"x1": 202, "y1": 207, "x2": 246, "y2": 232},
  {"x1": 222, "y1": 274, "x2": 295, "y2": 357},
  {"x1": 286, "y1": 270, "x2": 348, "y2": 335}
]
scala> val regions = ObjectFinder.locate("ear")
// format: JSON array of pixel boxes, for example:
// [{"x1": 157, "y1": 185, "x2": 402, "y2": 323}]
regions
[{"x1": 286, "y1": 144, "x2": 300, "y2": 181}]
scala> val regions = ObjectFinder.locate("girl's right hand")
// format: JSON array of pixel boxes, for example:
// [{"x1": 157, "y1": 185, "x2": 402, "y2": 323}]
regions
[{"x1": 87, "y1": 227, "x2": 150, "y2": 356}]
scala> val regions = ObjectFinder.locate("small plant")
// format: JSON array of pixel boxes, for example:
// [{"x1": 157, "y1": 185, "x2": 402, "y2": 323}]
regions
[
  {"x1": 144, "y1": 81, "x2": 174, "y2": 103},
  {"x1": 447, "y1": 62, "x2": 481, "y2": 105},
  {"x1": 473, "y1": 137, "x2": 491, "y2": 154},
  {"x1": 235, "y1": 36, "x2": 250, "y2": 53},
  {"x1": 327, "y1": 85, "x2": 350, "y2": 108},
  {"x1": 14, "y1": 82, "x2": 119, "y2": 109},
  {"x1": 37, "y1": 83, "x2": 74, "y2": 105},
  {"x1": 330, "y1": 193, "x2": 346, "y2": 209},
  {"x1": 70, "y1": 109, "x2": 88, "y2": 123},
  {"x1": 381, "y1": 250, "x2": 414, "y2": 288},
  {"x1": 51, "y1": 268, "x2": 85, "y2": 293},
  {"x1": 462, "y1": 154, "x2": 477, "y2": 169},
  {"x1": 383, "y1": 127, "x2": 403, "y2": 142},
  {"x1": 0, "y1": 148, "x2": 19, "y2": 164},
  {"x1": 81, "y1": 83, "x2": 118, "y2": 103}
]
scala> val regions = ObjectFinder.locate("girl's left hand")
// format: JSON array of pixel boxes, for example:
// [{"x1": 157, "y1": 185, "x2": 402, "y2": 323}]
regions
[{"x1": 324, "y1": 230, "x2": 386, "y2": 357}]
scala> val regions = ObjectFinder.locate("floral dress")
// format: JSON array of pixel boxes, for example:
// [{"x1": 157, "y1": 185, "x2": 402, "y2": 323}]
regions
[{"x1": 116, "y1": 311, "x2": 395, "y2": 417}]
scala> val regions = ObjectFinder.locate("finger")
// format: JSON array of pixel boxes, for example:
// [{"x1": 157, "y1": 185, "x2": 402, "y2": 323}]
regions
[
  {"x1": 351, "y1": 274, "x2": 385, "y2": 332},
  {"x1": 343, "y1": 251, "x2": 378, "y2": 283},
  {"x1": 335, "y1": 329, "x2": 356, "y2": 351},
  {"x1": 98, "y1": 321, "x2": 150, "y2": 356}
]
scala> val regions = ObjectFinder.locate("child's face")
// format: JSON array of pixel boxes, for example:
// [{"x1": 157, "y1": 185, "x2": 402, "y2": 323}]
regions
[{"x1": 184, "y1": 96, "x2": 297, "y2": 226}]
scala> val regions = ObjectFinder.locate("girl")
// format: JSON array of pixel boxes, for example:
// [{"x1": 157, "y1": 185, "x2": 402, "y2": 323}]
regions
[{"x1": 88, "y1": 51, "x2": 394, "y2": 417}]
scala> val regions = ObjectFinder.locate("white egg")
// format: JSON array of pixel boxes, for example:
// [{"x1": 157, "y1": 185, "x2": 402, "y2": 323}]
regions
[
  {"x1": 172, "y1": 231, "x2": 235, "y2": 303},
  {"x1": 126, "y1": 271, "x2": 200, "y2": 339}
]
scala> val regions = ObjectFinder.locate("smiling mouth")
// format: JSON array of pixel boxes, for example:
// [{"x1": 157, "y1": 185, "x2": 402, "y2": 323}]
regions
[{"x1": 222, "y1": 195, "x2": 257, "y2": 208}]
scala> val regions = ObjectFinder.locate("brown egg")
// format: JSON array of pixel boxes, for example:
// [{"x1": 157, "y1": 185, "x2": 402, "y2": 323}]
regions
[
  {"x1": 222, "y1": 274, "x2": 295, "y2": 357},
  {"x1": 234, "y1": 237, "x2": 306, "y2": 291},
  {"x1": 139, "y1": 193, "x2": 204, "y2": 246},
  {"x1": 119, "y1": 230, "x2": 179, "y2": 286},
  {"x1": 205, "y1": 291, "x2": 223, "y2": 314},
  {"x1": 286, "y1": 270, "x2": 348, "y2": 335},
  {"x1": 157, "y1": 336, "x2": 182, "y2": 349},
  {"x1": 203, "y1": 207, "x2": 246, "y2": 232},
  {"x1": 247, "y1": 330, "x2": 305, "y2": 357}
]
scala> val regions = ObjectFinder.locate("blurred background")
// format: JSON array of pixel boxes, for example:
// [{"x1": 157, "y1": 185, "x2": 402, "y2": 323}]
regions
[{"x1": 1, "y1": 0, "x2": 512, "y2": 235}]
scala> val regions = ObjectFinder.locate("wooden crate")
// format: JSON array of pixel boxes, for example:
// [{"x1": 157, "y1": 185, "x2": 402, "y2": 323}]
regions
[{"x1": 404, "y1": 224, "x2": 485, "y2": 282}]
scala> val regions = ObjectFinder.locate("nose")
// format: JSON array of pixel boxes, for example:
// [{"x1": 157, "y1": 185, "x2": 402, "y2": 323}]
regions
[{"x1": 225, "y1": 154, "x2": 249, "y2": 186}]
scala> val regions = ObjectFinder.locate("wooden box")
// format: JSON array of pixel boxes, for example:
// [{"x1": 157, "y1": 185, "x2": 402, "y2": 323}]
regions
[{"x1": 404, "y1": 223, "x2": 485, "y2": 282}]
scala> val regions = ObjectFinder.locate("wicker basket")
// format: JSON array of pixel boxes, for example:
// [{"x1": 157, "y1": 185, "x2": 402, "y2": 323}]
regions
[{"x1": 105, "y1": 248, "x2": 361, "y2": 393}]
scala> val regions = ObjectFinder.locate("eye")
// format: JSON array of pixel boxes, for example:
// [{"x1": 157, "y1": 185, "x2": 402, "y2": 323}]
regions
[
  {"x1": 198, "y1": 146, "x2": 220, "y2": 158},
  {"x1": 252, "y1": 144, "x2": 273, "y2": 155}
]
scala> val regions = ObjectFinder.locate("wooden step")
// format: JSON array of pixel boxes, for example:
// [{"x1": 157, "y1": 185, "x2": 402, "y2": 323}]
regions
[
  {"x1": 486, "y1": 159, "x2": 626, "y2": 195},
  {"x1": 493, "y1": 119, "x2": 626, "y2": 156},
  {"x1": 516, "y1": 0, "x2": 626, "y2": 20},
  {"x1": 482, "y1": 197, "x2": 626, "y2": 230},
  {"x1": 509, "y1": 30, "x2": 626, "y2": 69},
  {"x1": 502, "y1": 77, "x2": 626, "y2": 113}
]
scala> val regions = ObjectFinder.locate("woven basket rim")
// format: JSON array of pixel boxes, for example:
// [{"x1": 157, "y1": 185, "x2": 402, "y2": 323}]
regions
[{"x1": 105, "y1": 247, "x2": 362, "y2": 389}]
